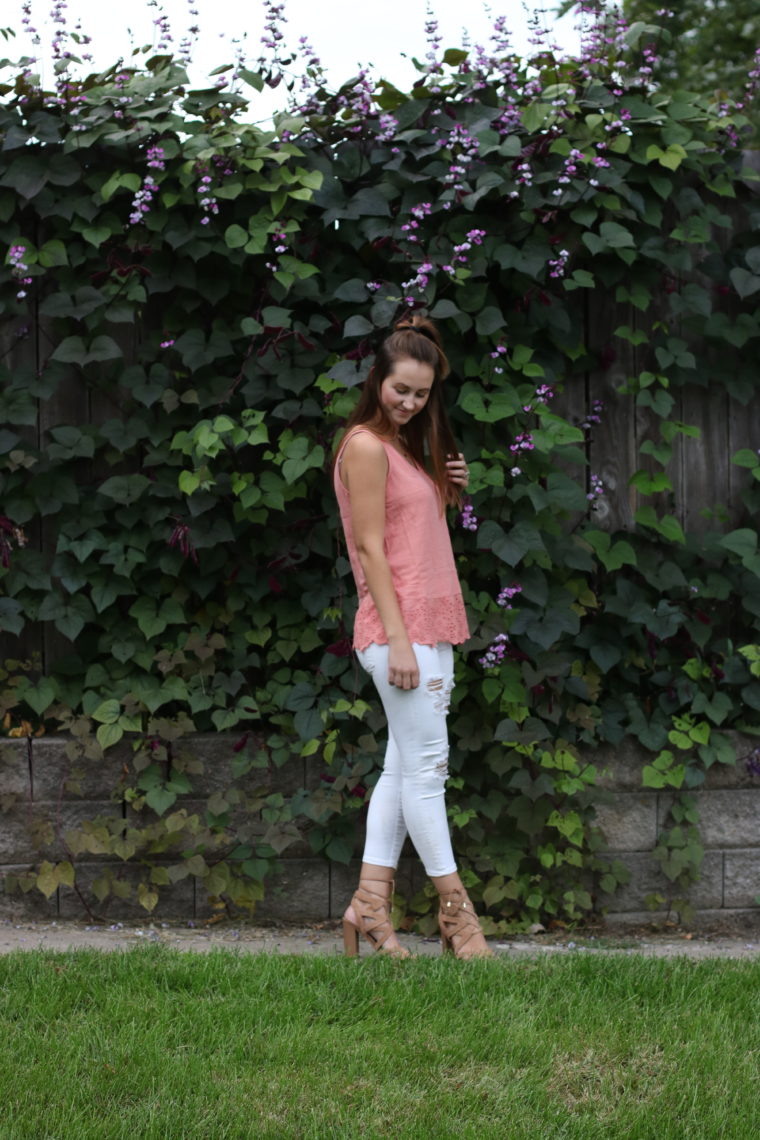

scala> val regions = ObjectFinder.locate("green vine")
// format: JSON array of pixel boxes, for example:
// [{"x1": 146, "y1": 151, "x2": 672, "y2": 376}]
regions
[{"x1": 1, "y1": 7, "x2": 760, "y2": 928}]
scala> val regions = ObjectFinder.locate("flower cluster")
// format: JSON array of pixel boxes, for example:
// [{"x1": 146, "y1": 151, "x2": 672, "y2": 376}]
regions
[
  {"x1": 581, "y1": 399, "x2": 604, "y2": 430},
  {"x1": 479, "y1": 633, "x2": 509, "y2": 669},
  {"x1": 168, "y1": 520, "x2": 198, "y2": 564},
  {"x1": 377, "y1": 113, "x2": 398, "y2": 143},
  {"x1": 0, "y1": 516, "x2": 28, "y2": 569},
  {"x1": 460, "y1": 502, "x2": 479, "y2": 532},
  {"x1": 197, "y1": 171, "x2": 219, "y2": 225},
  {"x1": 129, "y1": 177, "x2": 158, "y2": 226},
  {"x1": 8, "y1": 245, "x2": 33, "y2": 301},
  {"x1": 510, "y1": 432, "x2": 535, "y2": 454},
  {"x1": 401, "y1": 202, "x2": 432, "y2": 243},
  {"x1": 453, "y1": 228, "x2": 487, "y2": 264},
  {"x1": 575, "y1": 2, "x2": 629, "y2": 81},
  {"x1": 534, "y1": 384, "x2": 555, "y2": 405},
  {"x1": 266, "y1": 229, "x2": 289, "y2": 272},
  {"x1": 554, "y1": 147, "x2": 586, "y2": 197},
  {"x1": 442, "y1": 124, "x2": 480, "y2": 191},
  {"x1": 259, "y1": 0, "x2": 287, "y2": 74},
  {"x1": 638, "y1": 42, "x2": 659, "y2": 87},
  {"x1": 178, "y1": 3, "x2": 200, "y2": 65},
  {"x1": 737, "y1": 47, "x2": 760, "y2": 112},
  {"x1": 147, "y1": 145, "x2": 166, "y2": 171},
  {"x1": 50, "y1": 0, "x2": 69, "y2": 61},
  {"x1": 152, "y1": 8, "x2": 173, "y2": 53},
  {"x1": 21, "y1": 0, "x2": 40, "y2": 46},
  {"x1": 490, "y1": 343, "x2": 507, "y2": 374},
  {"x1": 512, "y1": 158, "x2": 533, "y2": 197},
  {"x1": 497, "y1": 583, "x2": 522, "y2": 609},
  {"x1": 424, "y1": 12, "x2": 443, "y2": 84},
  {"x1": 587, "y1": 473, "x2": 604, "y2": 501},
  {"x1": 401, "y1": 261, "x2": 435, "y2": 301},
  {"x1": 547, "y1": 248, "x2": 570, "y2": 279}
]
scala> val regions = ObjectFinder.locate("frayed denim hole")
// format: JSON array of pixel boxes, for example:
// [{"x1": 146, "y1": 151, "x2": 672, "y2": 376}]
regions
[{"x1": 426, "y1": 676, "x2": 453, "y2": 716}]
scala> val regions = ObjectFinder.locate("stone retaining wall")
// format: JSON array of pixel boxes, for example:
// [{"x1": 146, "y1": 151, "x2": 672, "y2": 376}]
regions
[{"x1": 1, "y1": 733, "x2": 758, "y2": 926}]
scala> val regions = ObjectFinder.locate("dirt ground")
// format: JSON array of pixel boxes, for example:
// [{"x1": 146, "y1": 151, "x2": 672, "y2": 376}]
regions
[{"x1": 2, "y1": 916, "x2": 760, "y2": 959}]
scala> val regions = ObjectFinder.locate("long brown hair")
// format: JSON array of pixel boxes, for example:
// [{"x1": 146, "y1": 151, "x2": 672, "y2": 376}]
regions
[{"x1": 336, "y1": 315, "x2": 461, "y2": 508}]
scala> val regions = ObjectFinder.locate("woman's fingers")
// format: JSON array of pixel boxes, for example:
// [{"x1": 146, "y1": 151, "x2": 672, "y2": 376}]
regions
[
  {"x1": 389, "y1": 670, "x2": 419, "y2": 689},
  {"x1": 387, "y1": 661, "x2": 421, "y2": 684},
  {"x1": 446, "y1": 453, "x2": 469, "y2": 488}
]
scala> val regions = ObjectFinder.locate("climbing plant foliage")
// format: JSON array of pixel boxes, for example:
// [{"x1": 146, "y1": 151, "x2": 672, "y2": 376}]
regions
[{"x1": 1, "y1": 5, "x2": 760, "y2": 928}]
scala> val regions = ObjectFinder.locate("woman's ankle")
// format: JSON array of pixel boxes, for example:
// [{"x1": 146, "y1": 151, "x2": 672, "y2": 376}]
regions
[{"x1": 431, "y1": 871, "x2": 464, "y2": 897}]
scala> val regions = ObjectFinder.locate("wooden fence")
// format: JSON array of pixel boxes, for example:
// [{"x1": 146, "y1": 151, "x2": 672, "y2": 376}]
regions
[{"x1": 2, "y1": 155, "x2": 760, "y2": 677}]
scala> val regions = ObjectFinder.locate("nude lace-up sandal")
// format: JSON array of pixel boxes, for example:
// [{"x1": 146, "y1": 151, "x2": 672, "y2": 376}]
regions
[
  {"x1": 438, "y1": 887, "x2": 493, "y2": 960},
  {"x1": 342, "y1": 880, "x2": 411, "y2": 959}
]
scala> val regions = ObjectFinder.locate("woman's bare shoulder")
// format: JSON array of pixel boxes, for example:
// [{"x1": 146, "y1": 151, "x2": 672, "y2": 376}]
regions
[{"x1": 341, "y1": 428, "x2": 387, "y2": 461}]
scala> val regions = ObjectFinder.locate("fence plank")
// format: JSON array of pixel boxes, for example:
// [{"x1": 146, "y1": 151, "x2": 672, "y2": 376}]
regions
[
  {"x1": 0, "y1": 306, "x2": 43, "y2": 667},
  {"x1": 680, "y1": 384, "x2": 729, "y2": 535},
  {"x1": 36, "y1": 315, "x2": 89, "y2": 672},
  {"x1": 587, "y1": 289, "x2": 638, "y2": 531}
]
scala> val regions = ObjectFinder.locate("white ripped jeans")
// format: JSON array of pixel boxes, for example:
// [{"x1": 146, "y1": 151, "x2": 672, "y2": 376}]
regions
[{"x1": 356, "y1": 641, "x2": 458, "y2": 879}]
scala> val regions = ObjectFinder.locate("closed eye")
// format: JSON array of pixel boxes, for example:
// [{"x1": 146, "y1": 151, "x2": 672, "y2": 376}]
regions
[{"x1": 395, "y1": 386, "x2": 430, "y2": 397}]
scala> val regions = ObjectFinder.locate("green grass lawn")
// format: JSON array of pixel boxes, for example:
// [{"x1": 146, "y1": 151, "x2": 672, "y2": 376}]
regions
[{"x1": 1, "y1": 948, "x2": 758, "y2": 1139}]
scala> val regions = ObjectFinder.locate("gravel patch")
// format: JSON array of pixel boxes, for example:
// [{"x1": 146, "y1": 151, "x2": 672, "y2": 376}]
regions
[{"x1": 1, "y1": 918, "x2": 759, "y2": 959}]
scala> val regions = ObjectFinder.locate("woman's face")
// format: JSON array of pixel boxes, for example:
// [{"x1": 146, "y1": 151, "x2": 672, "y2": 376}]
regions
[{"x1": 379, "y1": 357, "x2": 434, "y2": 429}]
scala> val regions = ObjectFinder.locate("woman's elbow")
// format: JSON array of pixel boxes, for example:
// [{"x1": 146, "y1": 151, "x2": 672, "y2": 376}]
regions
[{"x1": 355, "y1": 539, "x2": 384, "y2": 566}]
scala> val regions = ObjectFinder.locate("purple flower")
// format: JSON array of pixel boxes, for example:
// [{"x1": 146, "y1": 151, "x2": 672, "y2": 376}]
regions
[
  {"x1": 510, "y1": 432, "x2": 534, "y2": 454},
  {"x1": 460, "y1": 503, "x2": 479, "y2": 532},
  {"x1": 587, "y1": 473, "x2": 604, "y2": 501},
  {"x1": 129, "y1": 176, "x2": 158, "y2": 226},
  {"x1": 479, "y1": 633, "x2": 509, "y2": 669},
  {"x1": 497, "y1": 583, "x2": 522, "y2": 608}
]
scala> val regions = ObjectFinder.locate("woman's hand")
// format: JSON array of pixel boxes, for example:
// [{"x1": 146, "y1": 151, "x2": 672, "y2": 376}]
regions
[
  {"x1": 446, "y1": 452, "x2": 469, "y2": 489},
  {"x1": 387, "y1": 638, "x2": 420, "y2": 689}
]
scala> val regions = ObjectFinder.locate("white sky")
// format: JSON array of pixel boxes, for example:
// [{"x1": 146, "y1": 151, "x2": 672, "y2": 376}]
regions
[{"x1": 6, "y1": 0, "x2": 581, "y2": 104}]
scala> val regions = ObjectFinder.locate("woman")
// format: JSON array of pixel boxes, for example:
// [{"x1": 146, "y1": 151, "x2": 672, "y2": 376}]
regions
[{"x1": 333, "y1": 315, "x2": 492, "y2": 960}]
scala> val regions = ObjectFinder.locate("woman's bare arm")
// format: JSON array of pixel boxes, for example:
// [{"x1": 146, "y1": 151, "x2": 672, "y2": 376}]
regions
[{"x1": 340, "y1": 432, "x2": 419, "y2": 689}]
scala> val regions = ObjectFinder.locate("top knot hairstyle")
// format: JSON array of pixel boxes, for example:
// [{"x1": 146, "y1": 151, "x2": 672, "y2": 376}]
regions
[{"x1": 338, "y1": 315, "x2": 462, "y2": 509}]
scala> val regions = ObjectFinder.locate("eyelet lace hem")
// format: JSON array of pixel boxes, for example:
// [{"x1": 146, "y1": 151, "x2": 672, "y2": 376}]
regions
[{"x1": 354, "y1": 595, "x2": 469, "y2": 651}]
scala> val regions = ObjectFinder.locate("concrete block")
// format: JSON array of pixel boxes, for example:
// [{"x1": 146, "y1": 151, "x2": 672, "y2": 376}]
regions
[
  {"x1": 125, "y1": 798, "x2": 313, "y2": 861},
  {"x1": 602, "y1": 908, "x2": 760, "y2": 930},
  {"x1": 171, "y1": 732, "x2": 267, "y2": 796},
  {"x1": 30, "y1": 737, "x2": 129, "y2": 801},
  {"x1": 704, "y1": 734, "x2": 760, "y2": 790},
  {"x1": 723, "y1": 851, "x2": 760, "y2": 909},
  {"x1": 255, "y1": 859, "x2": 329, "y2": 921},
  {"x1": 589, "y1": 732, "x2": 760, "y2": 793},
  {"x1": 0, "y1": 817, "x2": 40, "y2": 864},
  {"x1": 593, "y1": 741, "x2": 648, "y2": 792},
  {"x1": 34, "y1": 801, "x2": 125, "y2": 863},
  {"x1": 659, "y1": 790, "x2": 760, "y2": 848},
  {"x1": 594, "y1": 793, "x2": 658, "y2": 851},
  {"x1": 599, "y1": 850, "x2": 723, "y2": 912},
  {"x1": 58, "y1": 861, "x2": 195, "y2": 920},
  {"x1": 0, "y1": 802, "x2": 121, "y2": 864},
  {"x1": 0, "y1": 865, "x2": 58, "y2": 919},
  {"x1": 0, "y1": 740, "x2": 32, "y2": 799}
]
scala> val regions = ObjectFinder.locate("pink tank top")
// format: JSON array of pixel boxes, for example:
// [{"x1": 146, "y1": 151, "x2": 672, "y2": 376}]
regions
[{"x1": 334, "y1": 428, "x2": 470, "y2": 650}]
